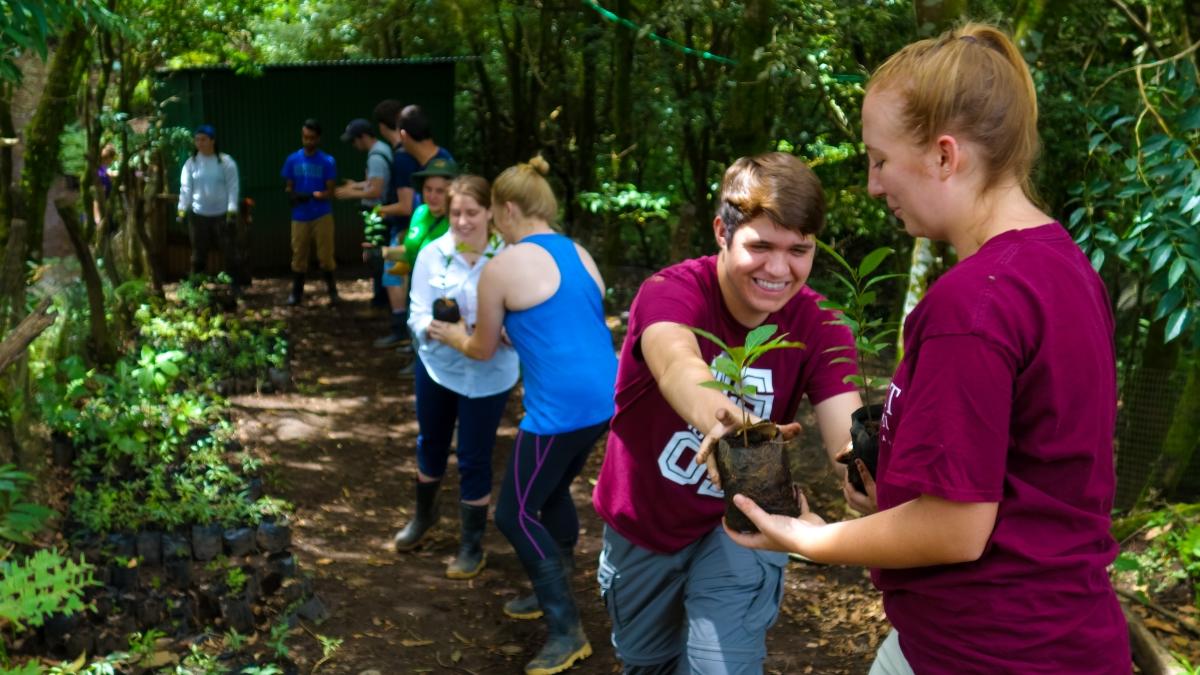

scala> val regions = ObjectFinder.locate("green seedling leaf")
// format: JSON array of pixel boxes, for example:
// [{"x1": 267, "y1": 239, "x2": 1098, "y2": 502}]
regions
[
  {"x1": 712, "y1": 356, "x2": 742, "y2": 382},
  {"x1": 857, "y1": 247, "x2": 894, "y2": 277},
  {"x1": 699, "y1": 380, "x2": 737, "y2": 394},
  {"x1": 744, "y1": 324, "x2": 779, "y2": 351},
  {"x1": 864, "y1": 273, "x2": 908, "y2": 289}
]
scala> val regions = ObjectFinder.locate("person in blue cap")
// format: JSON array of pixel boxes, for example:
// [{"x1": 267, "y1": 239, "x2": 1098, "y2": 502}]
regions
[{"x1": 178, "y1": 124, "x2": 241, "y2": 294}]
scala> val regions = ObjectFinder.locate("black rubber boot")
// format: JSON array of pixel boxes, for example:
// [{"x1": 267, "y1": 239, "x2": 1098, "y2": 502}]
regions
[
  {"x1": 446, "y1": 502, "x2": 488, "y2": 579},
  {"x1": 323, "y1": 271, "x2": 339, "y2": 306},
  {"x1": 373, "y1": 311, "x2": 410, "y2": 348},
  {"x1": 504, "y1": 542, "x2": 573, "y2": 620},
  {"x1": 393, "y1": 479, "x2": 440, "y2": 552},
  {"x1": 523, "y1": 556, "x2": 591, "y2": 675},
  {"x1": 287, "y1": 273, "x2": 305, "y2": 306}
]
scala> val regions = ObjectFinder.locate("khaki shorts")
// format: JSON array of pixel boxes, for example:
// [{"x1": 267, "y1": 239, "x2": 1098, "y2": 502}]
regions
[{"x1": 291, "y1": 213, "x2": 335, "y2": 273}]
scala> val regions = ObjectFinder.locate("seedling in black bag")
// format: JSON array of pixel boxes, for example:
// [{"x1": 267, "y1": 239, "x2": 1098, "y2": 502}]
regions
[
  {"x1": 688, "y1": 324, "x2": 805, "y2": 533},
  {"x1": 815, "y1": 241, "x2": 903, "y2": 494}
]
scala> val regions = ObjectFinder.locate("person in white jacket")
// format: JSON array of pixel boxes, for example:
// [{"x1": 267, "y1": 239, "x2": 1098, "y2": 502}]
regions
[{"x1": 178, "y1": 124, "x2": 241, "y2": 293}]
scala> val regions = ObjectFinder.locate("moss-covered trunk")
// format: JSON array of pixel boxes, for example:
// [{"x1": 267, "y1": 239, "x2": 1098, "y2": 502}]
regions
[
  {"x1": 1117, "y1": 318, "x2": 1183, "y2": 509},
  {"x1": 723, "y1": 0, "x2": 774, "y2": 157},
  {"x1": 1161, "y1": 354, "x2": 1200, "y2": 500},
  {"x1": 55, "y1": 198, "x2": 116, "y2": 365},
  {"x1": 19, "y1": 20, "x2": 89, "y2": 264}
]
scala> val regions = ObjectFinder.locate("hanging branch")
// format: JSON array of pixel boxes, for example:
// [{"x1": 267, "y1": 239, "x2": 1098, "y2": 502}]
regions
[{"x1": 0, "y1": 298, "x2": 55, "y2": 373}]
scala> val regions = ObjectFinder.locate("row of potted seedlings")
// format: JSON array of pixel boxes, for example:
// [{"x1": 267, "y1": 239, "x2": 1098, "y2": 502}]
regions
[{"x1": 27, "y1": 287, "x2": 319, "y2": 670}]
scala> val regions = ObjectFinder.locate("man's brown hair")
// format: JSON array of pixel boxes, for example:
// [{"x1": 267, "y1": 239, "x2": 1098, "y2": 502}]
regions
[{"x1": 716, "y1": 152, "x2": 825, "y2": 246}]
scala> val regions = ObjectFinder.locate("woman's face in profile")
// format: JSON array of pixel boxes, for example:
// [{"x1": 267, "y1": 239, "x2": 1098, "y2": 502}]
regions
[{"x1": 862, "y1": 89, "x2": 945, "y2": 239}]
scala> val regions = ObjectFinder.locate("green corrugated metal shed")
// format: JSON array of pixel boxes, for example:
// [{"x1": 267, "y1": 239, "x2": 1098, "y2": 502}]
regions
[{"x1": 157, "y1": 58, "x2": 464, "y2": 273}]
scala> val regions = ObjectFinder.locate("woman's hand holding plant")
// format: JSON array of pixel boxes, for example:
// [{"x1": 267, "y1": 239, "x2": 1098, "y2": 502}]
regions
[
  {"x1": 428, "y1": 319, "x2": 469, "y2": 352},
  {"x1": 841, "y1": 452, "x2": 878, "y2": 514},
  {"x1": 725, "y1": 490, "x2": 827, "y2": 554}
]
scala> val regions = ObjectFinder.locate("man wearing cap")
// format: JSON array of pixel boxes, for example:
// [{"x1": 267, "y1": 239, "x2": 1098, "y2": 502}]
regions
[
  {"x1": 178, "y1": 123, "x2": 241, "y2": 294},
  {"x1": 334, "y1": 118, "x2": 391, "y2": 208},
  {"x1": 366, "y1": 100, "x2": 415, "y2": 344},
  {"x1": 281, "y1": 118, "x2": 339, "y2": 307},
  {"x1": 375, "y1": 104, "x2": 454, "y2": 374}
]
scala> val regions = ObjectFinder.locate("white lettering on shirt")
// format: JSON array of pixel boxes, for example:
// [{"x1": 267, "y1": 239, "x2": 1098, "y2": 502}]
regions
[
  {"x1": 654, "y1": 359, "x2": 775, "y2": 498},
  {"x1": 879, "y1": 382, "x2": 903, "y2": 443}
]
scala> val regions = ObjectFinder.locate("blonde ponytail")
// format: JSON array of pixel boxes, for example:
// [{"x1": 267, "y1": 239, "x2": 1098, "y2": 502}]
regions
[{"x1": 868, "y1": 22, "x2": 1040, "y2": 198}]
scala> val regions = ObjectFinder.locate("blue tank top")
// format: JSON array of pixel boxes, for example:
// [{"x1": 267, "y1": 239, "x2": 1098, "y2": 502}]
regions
[{"x1": 504, "y1": 233, "x2": 617, "y2": 434}]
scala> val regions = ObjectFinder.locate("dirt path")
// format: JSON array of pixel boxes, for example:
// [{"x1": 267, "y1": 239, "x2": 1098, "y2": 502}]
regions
[{"x1": 230, "y1": 276, "x2": 888, "y2": 674}]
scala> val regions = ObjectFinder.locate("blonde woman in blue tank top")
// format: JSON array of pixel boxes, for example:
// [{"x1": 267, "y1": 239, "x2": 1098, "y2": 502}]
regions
[{"x1": 429, "y1": 156, "x2": 616, "y2": 675}]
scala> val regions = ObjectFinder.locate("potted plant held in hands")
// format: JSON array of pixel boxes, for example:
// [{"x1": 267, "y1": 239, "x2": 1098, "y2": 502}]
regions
[
  {"x1": 815, "y1": 241, "x2": 902, "y2": 494},
  {"x1": 689, "y1": 324, "x2": 804, "y2": 533},
  {"x1": 432, "y1": 234, "x2": 503, "y2": 324}
]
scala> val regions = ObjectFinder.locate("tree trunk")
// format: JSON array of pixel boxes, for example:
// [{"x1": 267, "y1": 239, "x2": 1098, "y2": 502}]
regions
[
  {"x1": 0, "y1": 83, "x2": 13, "y2": 253},
  {"x1": 55, "y1": 198, "x2": 116, "y2": 365},
  {"x1": 611, "y1": 0, "x2": 634, "y2": 178},
  {"x1": 572, "y1": 22, "x2": 600, "y2": 247},
  {"x1": 914, "y1": 0, "x2": 968, "y2": 36},
  {"x1": 895, "y1": 0, "x2": 966, "y2": 357},
  {"x1": 19, "y1": 20, "x2": 89, "y2": 264},
  {"x1": 1161, "y1": 354, "x2": 1200, "y2": 500},
  {"x1": 1013, "y1": 0, "x2": 1046, "y2": 42},
  {"x1": 724, "y1": 0, "x2": 775, "y2": 157},
  {"x1": 1117, "y1": 318, "x2": 1183, "y2": 509},
  {"x1": 896, "y1": 237, "x2": 937, "y2": 360}
]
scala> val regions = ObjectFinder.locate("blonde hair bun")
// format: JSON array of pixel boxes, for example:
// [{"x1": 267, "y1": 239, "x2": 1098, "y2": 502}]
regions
[{"x1": 527, "y1": 155, "x2": 550, "y2": 176}]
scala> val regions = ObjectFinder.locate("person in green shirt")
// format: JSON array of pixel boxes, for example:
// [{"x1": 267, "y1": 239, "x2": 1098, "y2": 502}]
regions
[{"x1": 377, "y1": 157, "x2": 457, "y2": 271}]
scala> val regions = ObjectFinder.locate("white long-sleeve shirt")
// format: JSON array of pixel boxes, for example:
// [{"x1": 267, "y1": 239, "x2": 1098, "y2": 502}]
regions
[
  {"x1": 178, "y1": 153, "x2": 239, "y2": 217},
  {"x1": 409, "y1": 231, "x2": 519, "y2": 397}
]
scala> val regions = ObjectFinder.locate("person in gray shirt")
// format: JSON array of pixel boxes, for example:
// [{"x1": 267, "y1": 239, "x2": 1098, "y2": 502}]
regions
[{"x1": 335, "y1": 118, "x2": 391, "y2": 208}]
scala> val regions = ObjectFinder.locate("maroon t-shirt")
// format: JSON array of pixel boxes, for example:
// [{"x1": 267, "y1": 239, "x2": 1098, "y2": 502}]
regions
[
  {"x1": 592, "y1": 256, "x2": 857, "y2": 554},
  {"x1": 873, "y1": 224, "x2": 1130, "y2": 673}
]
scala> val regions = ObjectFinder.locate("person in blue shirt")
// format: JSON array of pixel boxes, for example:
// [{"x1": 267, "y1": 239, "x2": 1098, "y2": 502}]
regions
[
  {"x1": 281, "y1": 119, "x2": 338, "y2": 306},
  {"x1": 429, "y1": 156, "x2": 616, "y2": 675}
]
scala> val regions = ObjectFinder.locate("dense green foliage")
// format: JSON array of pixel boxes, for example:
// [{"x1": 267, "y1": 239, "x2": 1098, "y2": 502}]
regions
[{"x1": 33, "y1": 279, "x2": 288, "y2": 534}]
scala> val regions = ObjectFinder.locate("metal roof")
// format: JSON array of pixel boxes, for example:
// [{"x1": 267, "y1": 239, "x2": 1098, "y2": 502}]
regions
[{"x1": 159, "y1": 56, "x2": 477, "y2": 74}]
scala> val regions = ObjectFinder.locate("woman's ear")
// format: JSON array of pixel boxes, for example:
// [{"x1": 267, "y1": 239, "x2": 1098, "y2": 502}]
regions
[{"x1": 934, "y1": 133, "x2": 962, "y2": 180}]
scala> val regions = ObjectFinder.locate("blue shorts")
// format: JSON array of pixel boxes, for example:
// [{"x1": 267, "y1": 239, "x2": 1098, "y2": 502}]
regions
[
  {"x1": 381, "y1": 230, "x2": 407, "y2": 288},
  {"x1": 597, "y1": 524, "x2": 787, "y2": 672}
]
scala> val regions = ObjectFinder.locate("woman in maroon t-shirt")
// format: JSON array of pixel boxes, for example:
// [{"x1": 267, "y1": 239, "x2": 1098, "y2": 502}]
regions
[{"x1": 725, "y1": 22, "x2": 1130, "y2": 675}]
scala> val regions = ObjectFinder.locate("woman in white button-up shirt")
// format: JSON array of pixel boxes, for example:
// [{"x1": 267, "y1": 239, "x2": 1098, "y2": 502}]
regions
[{"x1": 394, "y1": 175, "x2": 519, "y2": 580}]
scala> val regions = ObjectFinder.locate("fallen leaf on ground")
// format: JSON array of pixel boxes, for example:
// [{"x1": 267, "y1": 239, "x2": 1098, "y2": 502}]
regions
[
  {"x1": 1145, "y1": 617, "x2": 1180, "y2": 635},
  {"x1": 401, "y1": 639, "x2": 434, "y2": 647}
]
